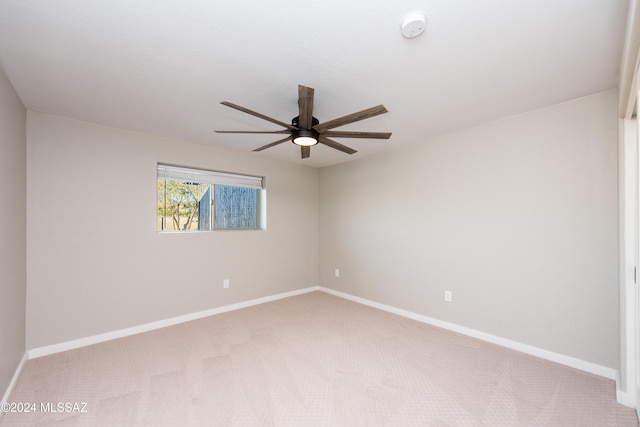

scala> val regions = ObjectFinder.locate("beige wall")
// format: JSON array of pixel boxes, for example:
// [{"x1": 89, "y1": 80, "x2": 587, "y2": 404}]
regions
[
  {"x1": 320, "y1": 90, "x2": 619, "y2": 369},
  {"x1": 0, "y1": 67, "x2": 26, "y2": 393},
  {"x1": 23, "y1": 90, "x2": 622, "y2": 371},
  {"x1": 26, "y1": 112, "x2": 319, "y2": 349}
]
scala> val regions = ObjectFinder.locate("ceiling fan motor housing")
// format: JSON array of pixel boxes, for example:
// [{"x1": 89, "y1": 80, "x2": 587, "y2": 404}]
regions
[{"x1": 292, "y1": 115, "x2": 319, "y2": 129}]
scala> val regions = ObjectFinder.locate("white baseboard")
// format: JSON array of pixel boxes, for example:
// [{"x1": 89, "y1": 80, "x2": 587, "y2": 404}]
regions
[
  {"x1": 319, "y1": 287, "x2": 618, "y2": 381},
  {"x1": 25, "y1": 285, "x2": 622, "y2": 401},
  {"x1": 28, "y1": 286, "x2": 320, "y2": 359},
  {"x1": 1, "y1": 352, "x2": 27, "y2": 411}
]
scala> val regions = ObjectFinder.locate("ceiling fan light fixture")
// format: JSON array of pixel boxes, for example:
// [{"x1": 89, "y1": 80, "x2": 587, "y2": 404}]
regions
[{"x1": 292, "y1": 129, "x2": 319, "y2": 146}]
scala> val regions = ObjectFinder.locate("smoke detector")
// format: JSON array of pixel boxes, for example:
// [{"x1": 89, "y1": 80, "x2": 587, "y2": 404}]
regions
[{"x1": 401, "y1": 12, "x2": 427, "y2": 39}]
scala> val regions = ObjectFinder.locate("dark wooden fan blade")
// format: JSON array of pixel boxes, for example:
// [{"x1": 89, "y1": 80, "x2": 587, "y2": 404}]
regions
[
  {"x1": 298, "y1": 85, "x2": 315, "y2": 129},
  {"x1": 253, "y1": 136, "x2": 292, "y2": 152},
  {"x1": 313, "y1": 105, "x2": 388, "y2": 131},
  {"x1": 215, "y1": 130, "x2": 291, "y2": 134},
  {"x1": 221, "y1": 101, "x2": 297, "y2": 130},
  {"x1": 301, "y1": 145, "x2": 311, "y2": 159},
  {"x1": 323, "y1": 131, "x2": 392, "y2": 139},
  {"x1": 319, "y1": 136, "x2": 357, "y2": 155}
]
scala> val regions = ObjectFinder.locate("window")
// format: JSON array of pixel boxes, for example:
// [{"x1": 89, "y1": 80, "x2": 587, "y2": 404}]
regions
[{"x1": 157, "y1": 164, "x2": 264, "y2": 231}]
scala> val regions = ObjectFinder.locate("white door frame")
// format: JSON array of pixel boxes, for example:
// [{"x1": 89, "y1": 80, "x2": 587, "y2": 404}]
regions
[
  {"x1": 636, "y1": 113, "x2": 640, "y2": 419},
  {"x1": 618, "y1": 115, "x2": 639, "y2": 413},
  {"x1": 615, "y1": 0, "x2": 640, "y2": 415}
]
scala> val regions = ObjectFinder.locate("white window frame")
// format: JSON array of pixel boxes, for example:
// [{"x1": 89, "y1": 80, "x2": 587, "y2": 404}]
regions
[{"x1": 157, "y1": 163, "x2": 265, "y2": 232}]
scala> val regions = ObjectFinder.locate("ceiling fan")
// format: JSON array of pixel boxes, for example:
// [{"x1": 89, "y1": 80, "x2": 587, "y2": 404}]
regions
[{"x1": 215, "y1": 84, "x2": 391, "y2": 159}]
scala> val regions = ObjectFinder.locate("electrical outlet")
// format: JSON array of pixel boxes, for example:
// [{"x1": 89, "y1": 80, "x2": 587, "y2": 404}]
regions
[
  {"x1": 335, "y1": 269, "x2": 340, "y2": 278},
  {"x1": 444, "y1": 290, "x2": 452, "y2": 302},
  {"x1": 223, "y1": 279, "x2": 230, "y2": 289}
]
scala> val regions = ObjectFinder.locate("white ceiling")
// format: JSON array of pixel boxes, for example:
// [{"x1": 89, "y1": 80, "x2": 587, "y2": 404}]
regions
[{"x1": 0, "y1": 0, "x2": 630, "y2": 168}]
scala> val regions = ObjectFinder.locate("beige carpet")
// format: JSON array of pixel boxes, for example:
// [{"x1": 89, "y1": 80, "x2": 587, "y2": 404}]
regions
[{"x1": 1, "y1": 291, "x2": 637, "y2": 426}]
